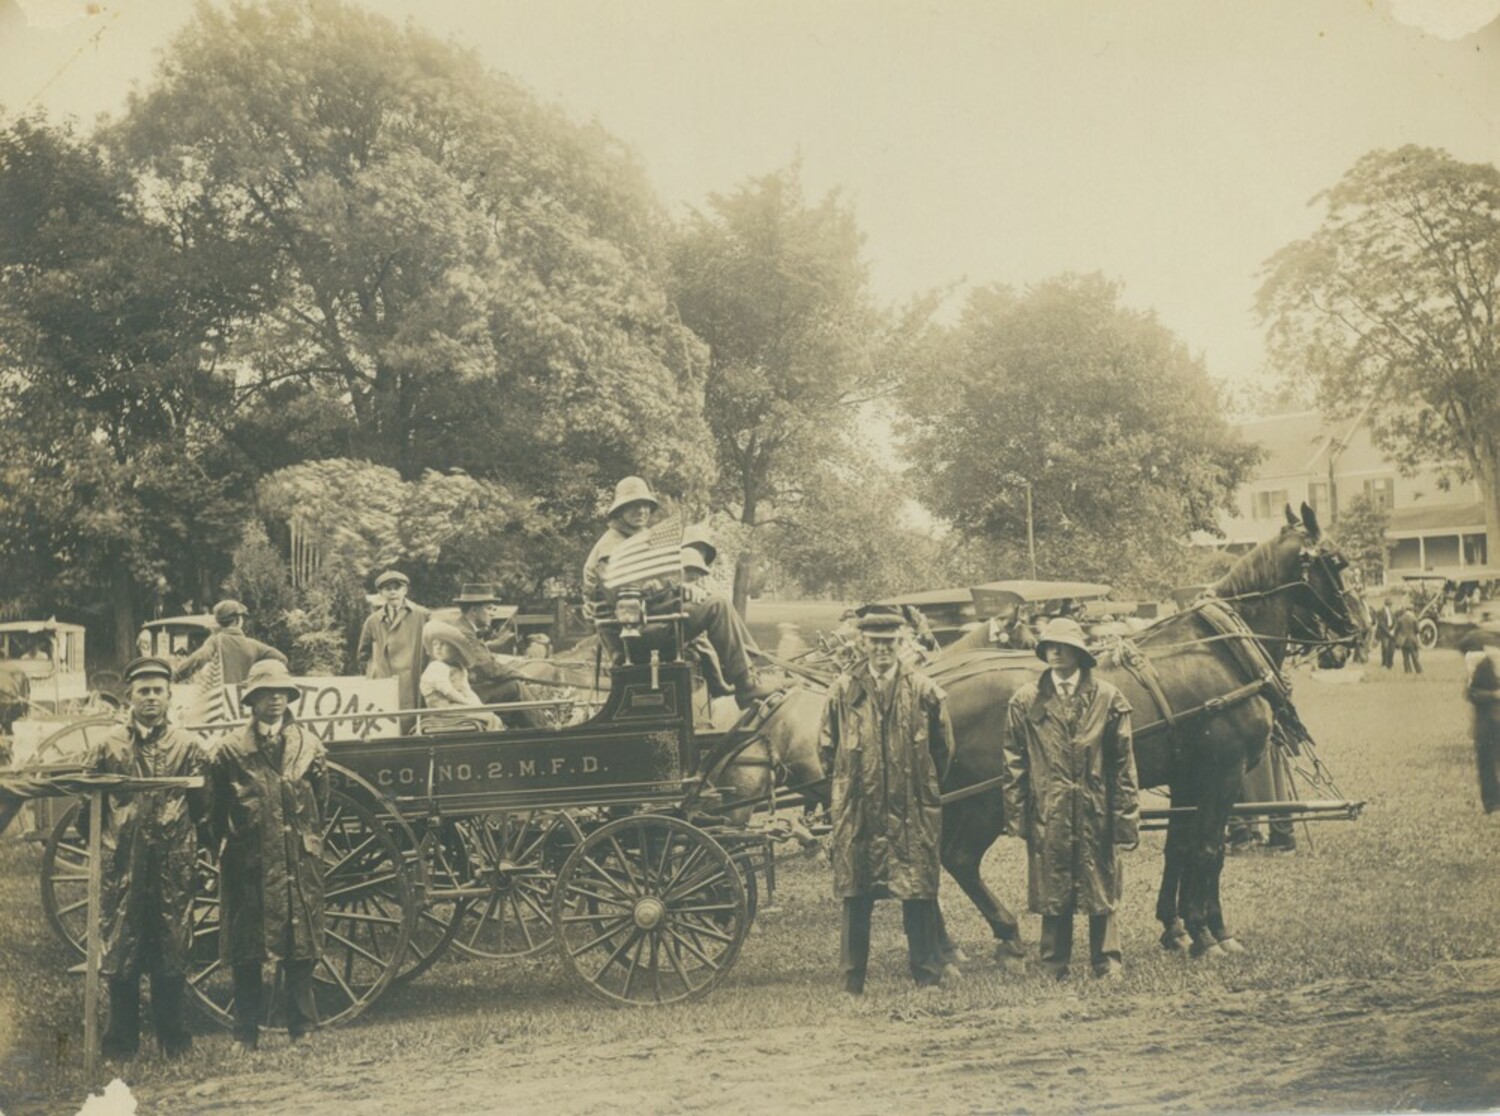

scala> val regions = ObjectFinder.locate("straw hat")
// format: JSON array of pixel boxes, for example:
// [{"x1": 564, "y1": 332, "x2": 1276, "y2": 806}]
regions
[
  {"x1": 423, "y1": 619, "x2": 476, "y2": 670},
  {"x1": 1034, "y1": 617, "x2": 1096, "y2": 668},
  {"x1": 608, "y1": 476, "x2": 659, "y2": 518},
  {"x1": 241, "y1": 660, "x2": 303, "y2": 704}
]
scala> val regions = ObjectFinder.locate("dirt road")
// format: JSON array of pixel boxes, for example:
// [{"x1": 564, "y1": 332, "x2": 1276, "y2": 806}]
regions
[{"x1": 137, "y1": 958, "x2": 1500, "y2": 1115}]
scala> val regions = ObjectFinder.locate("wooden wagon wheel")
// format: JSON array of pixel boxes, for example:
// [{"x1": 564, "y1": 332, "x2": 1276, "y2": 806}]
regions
[
  {"x1": 553, "y1": 814, "x2": 749, "y2": 1005},
  {"x1": 39, "y1": 800, "x2": 88, "y2": 955},
  {"x1": 386, "y1": 822, "x2": 470, "y2": 985},
  {"x1": 188, "y1": 787, "x2": 416, "y2": 1030},
  {"x1": 446, "y1": 809, "x2": 583, "y2": 960}
]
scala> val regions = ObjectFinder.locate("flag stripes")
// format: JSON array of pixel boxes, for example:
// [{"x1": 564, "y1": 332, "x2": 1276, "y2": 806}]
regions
[{"x1": 604, "y1": 514, "x2": 684, "y2": 590}]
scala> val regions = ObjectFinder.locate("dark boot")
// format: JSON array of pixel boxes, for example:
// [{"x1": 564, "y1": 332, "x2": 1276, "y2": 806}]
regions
[
  {"x1": 733, "y1": 674, "x2": 778, "y2": 710},
  {"x1": 102, "y1": 977, "x2": 141, "y2": 1060},
  {"x1": 283, "y1": 959, "x2": 318, "y2": 1040},
  {"x1": 231, "y1": 963, "x2": 263, "y2": 1049},
  {"x1": 151, "y1": 972, "x2": 193, "y2": 1059}
]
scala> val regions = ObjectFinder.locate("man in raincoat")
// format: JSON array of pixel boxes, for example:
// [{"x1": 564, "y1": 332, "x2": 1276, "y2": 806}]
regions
[
  {"x1": 212, "y1": 659, "x2": 329, "y2": 1047},
  {"x1": 82, "y1": 656, "x2": 211, "y2": 1059},
  {"x1": 818, "y1": 605, "x2": 954, "y2": 993},
  {"x1": 1002, "y1": 618, "x2": 1138, "y2": 980},
  {"x1": 357, "y1": 569, "x2": 429, "y2": 725}
]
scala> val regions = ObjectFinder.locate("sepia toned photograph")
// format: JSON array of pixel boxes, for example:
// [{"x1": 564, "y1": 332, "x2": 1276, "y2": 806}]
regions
[{"x1": 1, "y1": 1, "x2": 1498, "y2": 1113}]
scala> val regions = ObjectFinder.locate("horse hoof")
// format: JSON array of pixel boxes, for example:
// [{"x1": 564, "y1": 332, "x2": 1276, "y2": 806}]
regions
[
  {"x1": 1159, "y1": 923, "x2": 1191, "y2": 952},
  {"x1": 946, "y1": 946, "x2": 972, "y2": 965},
  {"x1": 1215, "y1": 936, "x2": 1246, "y2": 955},
  {"x1": 1191, "y1": 941, "x2": 1227, "y2": 961}
]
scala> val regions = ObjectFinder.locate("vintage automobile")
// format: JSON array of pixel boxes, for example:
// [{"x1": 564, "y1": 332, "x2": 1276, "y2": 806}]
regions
[
  {"x1": 0, "y1": 621, "x2": 93, "y2": 713},
  {"x1": 136, "y1": 613, "x2": 218, "y2": 660},
  {"x1": 875, "y1": 585, "x2": 980, "y2": 647}
]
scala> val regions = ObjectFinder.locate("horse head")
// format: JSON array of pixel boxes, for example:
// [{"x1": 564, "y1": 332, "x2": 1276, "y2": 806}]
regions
[{"x1": 1282, "y1": 501, "x2": 1365, "y2": 648}]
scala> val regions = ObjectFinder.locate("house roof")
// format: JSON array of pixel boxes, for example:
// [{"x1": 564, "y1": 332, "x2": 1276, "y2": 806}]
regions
[
  {"x1": 1237, "y1": 412, "x2": 1334, "y2": 480},
  {"x1": 1386, "y1": 502, "x2": 1488, "y2": 536}
]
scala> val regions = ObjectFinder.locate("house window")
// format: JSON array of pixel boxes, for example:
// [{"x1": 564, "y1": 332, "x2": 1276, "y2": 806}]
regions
[
  {"x1": 1252, "y1": 489, "x2": 1288, "y2": 520},
  {"x1": 1464, "y1": 533, "x2": 1489, "y2": 567},
  {"x1": 1363, "y1": 477, "x2": 1395, "y2": 512},
  {"x1": 1307, "y1": 481, "x2": 1330, "y2": 520}
]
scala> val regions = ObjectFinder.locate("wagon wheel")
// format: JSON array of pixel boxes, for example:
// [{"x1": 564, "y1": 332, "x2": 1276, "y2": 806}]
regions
[
  {"x1": 553, "y1": 814, "x2": 748, "y2": 1005},
  {"x1": 188, "y1": 788, "x2": 416, "y2": 1030},
  {"x1": 447, "y1": 810, "x2": 583, "y2": 960},
  {"x1": 39, "y1": 800, "x2": 88, "y2": 955},
  {"x1": 1418, "y1": 617, "x2": 1439, "y2": 650},
  {"x1": 386, "y1": 824, "x2": 471, "y2": 985},
  {"x1": 27, "y1": 714, "x2": 120, "y2": 766}
]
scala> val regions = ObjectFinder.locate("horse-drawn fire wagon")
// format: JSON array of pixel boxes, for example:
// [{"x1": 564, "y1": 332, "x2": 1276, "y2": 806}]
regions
[{"x1": 27, "y1": 591, "x2": 783, "y2": 1032}]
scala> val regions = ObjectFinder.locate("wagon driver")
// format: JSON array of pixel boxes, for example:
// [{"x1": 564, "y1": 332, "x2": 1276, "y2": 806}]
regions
[
  {"x1": 212, "y1": 659, "x2": 330, "y2": 1048},
  {"x1": 83, "y1": 655, "x2": 211, "y2": 1060},
  {"x1": 1002, "y1": 617, "x2": 1138, "y2": 980},
  {"x1": 583, "y1": 477, "x2": 773, "y2": 709},
  {"x1": 818, "y1": 604, "x2": 955, "y2": 993}
]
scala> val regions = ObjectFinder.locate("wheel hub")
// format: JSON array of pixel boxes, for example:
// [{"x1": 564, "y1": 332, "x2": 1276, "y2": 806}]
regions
[{"x1": 632, "y1": 896, "x2": 666, "y2": 930}]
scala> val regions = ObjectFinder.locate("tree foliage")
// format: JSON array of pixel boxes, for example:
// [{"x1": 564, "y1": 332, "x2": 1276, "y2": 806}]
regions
[
  {"x1": 900, "y1": 275, "x2": 1259, "y2": 595},
  {"x1": 1259, "y1": 146, "x2": 1500, "y2": 548},
  {"x1": 115, "y1": 0, "x2": 713, "y2": 526},
  {"x1": 0, "y1": 117, "x2": 248, "y2": 660},
  {"x1": 669, "y1": 164, "x2": 920, "y2": 609},
  {"x1": 1327, "y1": 492, "x2": 1392, "y2": 585}
]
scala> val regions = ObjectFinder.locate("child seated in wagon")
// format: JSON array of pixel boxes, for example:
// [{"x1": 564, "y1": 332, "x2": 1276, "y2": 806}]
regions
[{"x1": 420, "y1": 620, "x2": 504, "y2": 733}]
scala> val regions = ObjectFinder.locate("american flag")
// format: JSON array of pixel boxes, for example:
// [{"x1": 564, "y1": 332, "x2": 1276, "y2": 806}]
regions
[
  {"x1": 604, "y1": 514, "x2": 684, "y2": 590},
  {"x1": 186, "y1": 642, "x2": 234, "y2": 731}
]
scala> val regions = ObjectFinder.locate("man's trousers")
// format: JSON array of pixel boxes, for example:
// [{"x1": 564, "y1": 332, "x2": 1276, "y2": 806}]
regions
[
  {"x1": 1038, "y1": 906, "x2": 1121, "y2": 979},
  {"x1": 840, "y1": 894, "x2": 943, "y2": 992},
  {"x1": 232, "y1": 958, "x2": 318, "y2": 1043}
]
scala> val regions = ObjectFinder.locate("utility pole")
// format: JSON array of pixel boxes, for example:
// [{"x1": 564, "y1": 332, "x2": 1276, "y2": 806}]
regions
[{"x1": 1025, "y1": 481, "x2": 1037, "y2": 581}]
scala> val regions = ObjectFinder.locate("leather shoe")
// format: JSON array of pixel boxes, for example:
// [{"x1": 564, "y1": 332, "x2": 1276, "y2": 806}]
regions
[
  {"x1": 1094, "y1": 959, "x2": 1124, "y2": 981},
  {"x1": 734, "y1": 678, "x2": 778, "y2": 710}
]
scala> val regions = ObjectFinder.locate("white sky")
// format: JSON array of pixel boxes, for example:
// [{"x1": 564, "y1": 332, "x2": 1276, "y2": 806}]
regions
[{"x1": 2, "y1": 0, "x2": 1498, "y2": 391}]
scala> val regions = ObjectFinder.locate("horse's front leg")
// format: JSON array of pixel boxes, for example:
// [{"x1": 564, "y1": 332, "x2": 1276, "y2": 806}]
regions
[
  {"x1": 1155, "y1": 801, "x2": 1190, "y2": 952},
  {"x1": 940, "y1": 796, "x2": 1025, "y2": 960},
  {"x1": 1185, "y1": 760, "x2": 1244, "y2": 959}
]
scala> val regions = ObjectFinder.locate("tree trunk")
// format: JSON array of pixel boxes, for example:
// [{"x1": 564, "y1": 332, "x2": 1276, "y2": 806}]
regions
[
  {"x1": 733, "y1": 492, "x2": 757, "y2": 618},
  {"x1": 1476, "y1": 456, "x2": 1500, "y2": 571},
  {"x1": 110, "y1": 559, "x2": 139, "y2": 671}
]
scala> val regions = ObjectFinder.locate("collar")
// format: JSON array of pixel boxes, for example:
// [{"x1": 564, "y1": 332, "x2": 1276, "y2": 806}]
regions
[
  {"x1": 868, "y1": 661, "x2": 898, "y2": 686},
  {"x1": 1051, "y1": 668, "x2": 1081, "y2": 694},
  {"x1": 255, "y1": 716, "x2": 286, "y2": 739},
  {"x1": 130, "y1": 717, "x2": 167, "y2": 743}
]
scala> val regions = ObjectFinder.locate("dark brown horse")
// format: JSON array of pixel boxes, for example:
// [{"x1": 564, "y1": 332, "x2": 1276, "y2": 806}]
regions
[{"x1": 932, "y1": 503, "x2": 1365, "y2": 958}]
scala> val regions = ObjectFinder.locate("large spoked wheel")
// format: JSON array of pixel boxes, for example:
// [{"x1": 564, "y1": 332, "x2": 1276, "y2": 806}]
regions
[
  {"x1": 189, "y1": 788, "x2": 416, "y2": 1030},
  {"x1": 553, "y1": 814, "x2": 749, "y2": 1005},
  {"x1": 447, "y1": 810, "x2": 583, "y2": 960},
  {"x1": 39, "y1": 800, "x2": 88, "y2": 955}
]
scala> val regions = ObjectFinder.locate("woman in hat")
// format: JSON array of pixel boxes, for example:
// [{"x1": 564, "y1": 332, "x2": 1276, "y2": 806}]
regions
[
  {"x1": 420, "y1": 620, "x2": 503, "y2": 732},
  {"x1": 1001, "y1": 617, "x2": 1138, "y2": 981},
  {"x1": 212, "y1": 660, "x2": 328, "y2": 1048}
]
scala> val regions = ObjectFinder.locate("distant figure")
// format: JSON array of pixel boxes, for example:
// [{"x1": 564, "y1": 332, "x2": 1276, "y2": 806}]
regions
[
  {"x1": 357, "y1": 570, "x2": 430, "y2": 719},
  {"x1": 1395, "y1": 604, "x2": 1422, "y2": 674},
  {"x1": 172, "y1": 600, "x2": 288, "y2": 685},
  {"x1": 1374, "y1": 598, "x2": 1397, "y2": 670},
  {"x1": 1467, "y1": 649, "x2": 1500, "y2": 813}
]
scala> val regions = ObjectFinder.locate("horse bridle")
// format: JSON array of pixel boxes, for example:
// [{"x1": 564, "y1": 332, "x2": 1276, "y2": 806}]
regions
[{"x1": 1212, "y1": 535, "x2": 1363, "y2": 650}]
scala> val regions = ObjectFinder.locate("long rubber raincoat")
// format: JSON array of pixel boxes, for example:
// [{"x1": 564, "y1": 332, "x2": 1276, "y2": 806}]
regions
[
  {"x1": 819, "y1": 663, "x2": 953, "y2": 899},
  {"x1": 212, "y1": 716, "x2": 330, "y2": 964},
  {"x1": 81, "y1": 721, "x2": 211, "y2": 977},
  {"x1": 357, "y1": 602, "x2": 430, "y2": 713},
  {"x1": 1002, "y1": 670, "x2": 1138, "y2": 916}
]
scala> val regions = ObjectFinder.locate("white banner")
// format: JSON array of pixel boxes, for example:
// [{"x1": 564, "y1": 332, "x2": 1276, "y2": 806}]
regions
[{"x1": 175, "y1": 676, "x2": 401, "y2": 741}]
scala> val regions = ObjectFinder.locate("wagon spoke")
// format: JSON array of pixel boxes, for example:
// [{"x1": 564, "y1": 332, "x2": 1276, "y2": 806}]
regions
[
  {"x1": 327, "y1": 907, "x2": 404, "y2": 927},
  {"x1": 606, "y1": 834, "x2": 643, "y2": 894},
  {"x1": 316, "y1": 953, "x2": 360, "y2": 1007},
  {"x1": 667, "y1": 914, "x2": 735, "y2": 945},
  {"x1": 324, "y1": 831, "x2": 380, "y2": 879},
  {"x1": 660, "y1": 841, "x2": 710, "y2": 897},
  {"x1": 326, "y1": 928, "x2": 387, "y2": 968},
  {"x1": 662, "y1": 923, "x2": 720, "y2": 972},
  {"x1": 324, "y1": 871, "x2": 401, "y2": 902},
  {"x1": 665, "y1": 865, "x2": 731, "y2": 903},
  {"x1": 662, "y1": 926, "x2": 703, "y2": 995},
  {"x1": 620, "y1": 933, "x2": 646, "y2": 1000},
  {"x1": 593, "y1": 927, "x2": 643, "y2": 985},
  {"x1": 578, "y1": 854, "x2": 635, "y2": 901},
  {"x1": 566, "y1": 916, "x2": 633, "y2": 956}
]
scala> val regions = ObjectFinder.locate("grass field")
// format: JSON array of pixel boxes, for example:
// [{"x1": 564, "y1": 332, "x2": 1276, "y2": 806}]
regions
[{"x1": 2, "y1": 651, "x2": 1498, "y2": 1114}]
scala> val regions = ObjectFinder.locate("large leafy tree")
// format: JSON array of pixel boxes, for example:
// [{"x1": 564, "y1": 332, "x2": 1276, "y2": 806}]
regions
[
  {"x1": 901, "y1": 274, "x2": 1259, "y2": 594},
  {"x1": 670, "y1": 165, "x2": 921, "y2": 611},
  {"x1": 114, "y1": 0, "x2": 713, "y2": 536},
  {"x1": 0, "y1": 118, "x2": 248, "y2": 661},
  {"x1": 1259, "y1": 146, "x2": 1500, "y2": 557}
]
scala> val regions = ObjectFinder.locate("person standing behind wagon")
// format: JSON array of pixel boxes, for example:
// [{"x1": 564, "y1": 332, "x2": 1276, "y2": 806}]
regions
[
  {"x1": 1374, "y1": 598, "x2": 1398, "y2": 670},
  {"x1": 172, "y1": 599, "x2": 288, "y2": 686},
  {"x1": 357, "y1": 570, "x2": 429, "y2": 720},
  {"x1": 1002, "y1": 617, "x2": 1138, "y2": 981},
  {"x1": 212, "y1": 660, "x2": 329, "y2": 1049},
  {"x1": 819, "y1": 605, "x2": 955, "y2": 994}
]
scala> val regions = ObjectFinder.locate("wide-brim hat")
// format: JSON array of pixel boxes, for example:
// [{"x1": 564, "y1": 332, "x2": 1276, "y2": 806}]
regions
[
  {"x1": 608, "y1": 476, "x2": 660, "y2": 518},
  {"x1": 124, "y1": 656, "x2": 173, "y2": 684},
  {"x1": 682, "y1": 522, "x2": 718, "y2": 566},
  {"x1": 1035, "y1": 617, "x2": 1096, "y2": 667},
  {"x1": 423, "y1": 619, "x2": 476, "y2": 670},
  {"x1": 855, "y1": 604, "x2": 905, "y2": 636},
  {"x1": 680, "y1": 547, "x2": 711, "y2": 576},
  {"x1": 212, "y1": 599, "x2": 249, "y2": 627},
  {"x1": 241, "y1": 660, "x2": 303, "y2": 704},
  {"x1": 453, "y1": 583, "x2": 503, "y2": 606},
  {"x1": 374, "y1": 569, "x2": 410, "y2": 589}
]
